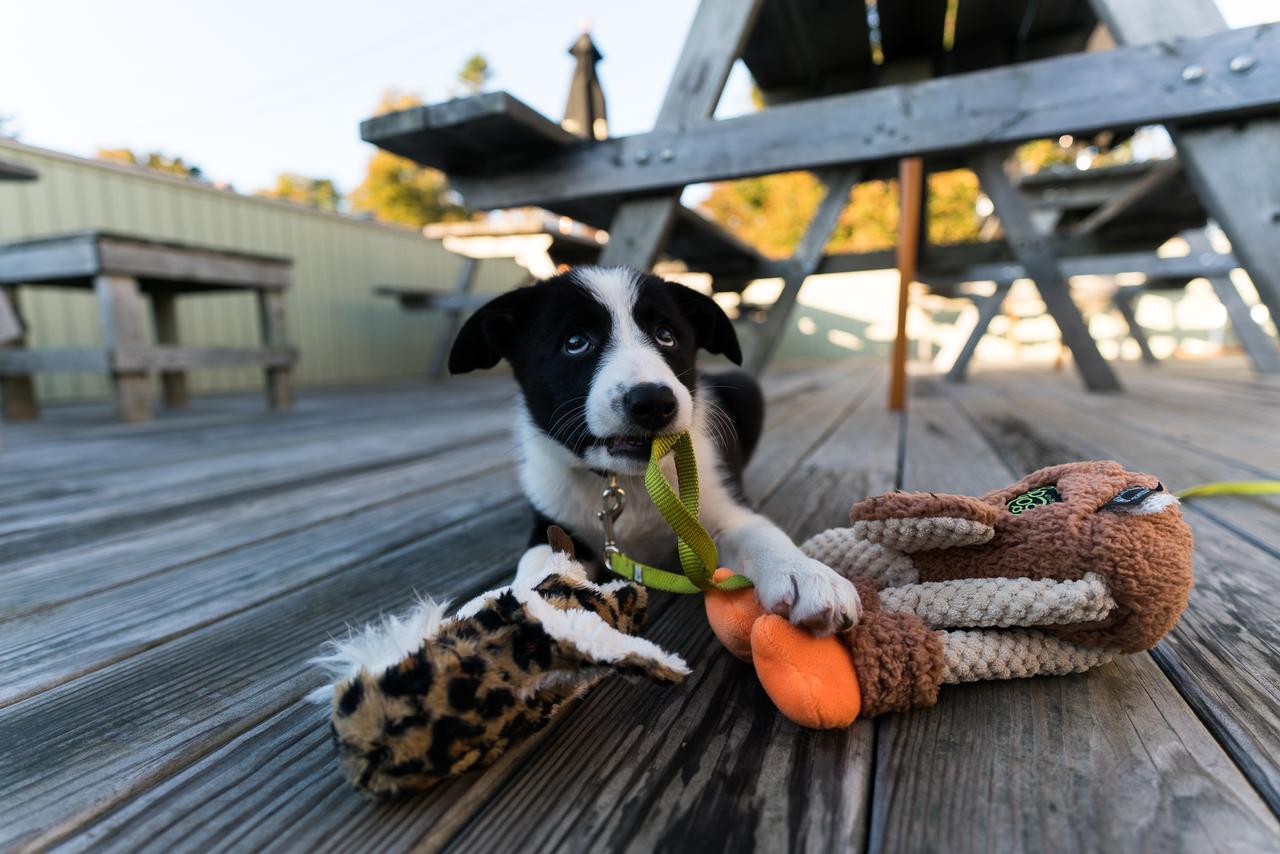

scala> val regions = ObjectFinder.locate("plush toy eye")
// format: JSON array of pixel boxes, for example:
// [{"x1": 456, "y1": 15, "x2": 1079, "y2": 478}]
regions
[
  {"x1": 564, "y1": 334, "x2": 592, "y2": 355},
  {"x1": 1102, "y1": 482, "x2": 1163, "y2": 510},
  {"x1": 654, "y1": 325, "x2": 677, "y2": 348}
]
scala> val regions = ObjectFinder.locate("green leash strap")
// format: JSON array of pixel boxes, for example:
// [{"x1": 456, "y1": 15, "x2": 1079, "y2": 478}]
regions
[
  {"x1": 605, "y1": 432, "x2": 752, "y2": 594},
  {"x1": 1176, "y1": 481, "x2": 1280, "y2": 499}
]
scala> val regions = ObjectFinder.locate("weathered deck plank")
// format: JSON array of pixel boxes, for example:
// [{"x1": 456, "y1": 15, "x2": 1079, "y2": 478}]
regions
[
  {"x1": 51, "y1": 366, "x2": 880, "y2": 852},
  {"x1": 0, "y1": 506, "x2": 528, "y2": 851},
  {"x1": 1, "y1": 362, "x2": 1276, "y2": 852}
]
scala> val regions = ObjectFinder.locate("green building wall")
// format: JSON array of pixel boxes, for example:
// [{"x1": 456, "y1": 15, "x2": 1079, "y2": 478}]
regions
[{"x1": 0, "y1": 139, "x2": 525, "y2": 403}]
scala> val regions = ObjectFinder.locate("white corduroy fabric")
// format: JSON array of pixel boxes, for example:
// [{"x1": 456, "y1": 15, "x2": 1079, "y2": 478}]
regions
[
  {"x1": 878, "y1": 572, "x2": 1116, "y2": 629},
  {"x1": 940, "y1": 629, "x2": 1117, "y2": 683},
  {"x1": 800, "y1": 531, "x2": 919, "y2": 587},
  {"x1": 851, "y1": 517, "x2": 995, "y2": 553}
]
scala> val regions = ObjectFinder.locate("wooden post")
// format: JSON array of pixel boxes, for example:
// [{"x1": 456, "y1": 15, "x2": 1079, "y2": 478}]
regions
[
  {"x1": 150, "y1": 293, "x2": 189, "y2": 408},
  {"x1": 1, "y1": 286, "x2": 38, "y2": 420},
  {"x1": 947, "y1": 280, "x2": 1014, "y2": 382},
  {"x1": 95, "y1": 275, "x2": 153, "y2": 423},
  {"x1": 256, "y1": 291, "x2": 294, "y2": 411},
  {"x1": 746, "y1": 165, "x2": 861, "y2": 375},
  {"x1": 1112, "y1": 287, "x2": 1160, "y2": 366},
  {"x1": 890, "y1": 157, "x2": 924, "y2": 411},
  {"x1": 429, "y1": 256, "x2": 479, "y2": 381},
  {"x1": 972, "y1": 149, "x2": 1122, "y2": 392},
  {"x1": 597, "y1": 0, "x2": 764, "y2": 269}
]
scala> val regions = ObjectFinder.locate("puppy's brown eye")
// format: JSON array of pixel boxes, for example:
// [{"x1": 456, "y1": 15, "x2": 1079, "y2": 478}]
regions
[
  {"x1": 564, "y1": 334, "x2": 591, "y2": 355},
  {"x1": 654, "y1": 326, "x2": 676, "y2": 348}
]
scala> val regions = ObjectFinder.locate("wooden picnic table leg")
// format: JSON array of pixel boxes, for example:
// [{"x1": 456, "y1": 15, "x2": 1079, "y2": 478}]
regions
[
  {"x1": 947, "y1": 279, "x2": 1015, "y2": 382},
  {"x1": 1182, "y1": 231, "x2": 1280, "y2": 375},
  {"x1": 1111, "y1": 287, "x2": 1160, "y2": 366},
  {"x1": 1, "y1": 286, "x2": 39, "y2": 421},
  {"x1": 428, "y1": 256, "x2": 478, "y2": 381},
  {"x1": 972, "y1": 148, "x2": 1122, "y2": 392},
  {"x1": 256, "y1": 291, "x2": 294, "y2": 411},
  {"x1": 890, "y1": 157, "x2": 925, "y2": 411},
  {"x1": 597, "y1": 0, "x2": 763, "y2": 270},
  {"x1": 1090, "y1": 0, "x2": 1280, "y2": 330},
  {"x1": 746, "y1": 165, "x2": 861, "y2": 375},
  {"x1": 94, "y1": 274, "x2": 153, "y2": 423},
  {"x1": 150, "y1": 293, "x2": 189, "y2": 408}
]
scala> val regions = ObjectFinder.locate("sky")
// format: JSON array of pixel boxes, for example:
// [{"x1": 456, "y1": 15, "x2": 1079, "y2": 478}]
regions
[{"x1": 1, "y1": 0, "x2": 1273, "y2": 198}]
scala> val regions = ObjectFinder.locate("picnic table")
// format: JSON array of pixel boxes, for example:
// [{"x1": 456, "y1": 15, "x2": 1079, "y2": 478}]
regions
[
  {"x1": 361, "y1": 0, "x2": 1280, "y2": 396},
  {"x1": 0, "y1": 230, "x2": 296, "y2": 422}
]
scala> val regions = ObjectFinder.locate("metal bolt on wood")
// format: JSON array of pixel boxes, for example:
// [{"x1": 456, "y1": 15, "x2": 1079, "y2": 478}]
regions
[
  {"x1": 1228, "y1": 54, "x2": 1256, "y2": 74},
  {"x1": 633, "y1": 149, "x2": 651, "y2": 165},
  {"x1": 1181, "y1": 63, "x2": 1206, "y2": 82}
]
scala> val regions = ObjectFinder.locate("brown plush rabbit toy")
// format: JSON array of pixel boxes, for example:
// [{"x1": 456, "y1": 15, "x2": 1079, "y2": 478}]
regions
[{"x1": 705, "y1": 461, "x2": 1194, "y2": 728}]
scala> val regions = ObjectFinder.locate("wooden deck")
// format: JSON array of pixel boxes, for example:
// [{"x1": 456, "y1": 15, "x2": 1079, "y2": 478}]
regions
[{"x1": 1, "y1": 360, "x2": 1277, "y2": 852}]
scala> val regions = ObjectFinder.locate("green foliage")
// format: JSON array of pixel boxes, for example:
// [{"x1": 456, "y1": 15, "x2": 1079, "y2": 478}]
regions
[
  {"x1": 96, "y1": 148, "x2": 202, "y2": 178},
  {"x1": 349, "y1": 91, "x2": 471, "y2": 228},
  {"x1": 255, "y1": 174, "x2": 340, "y2": 211},
  {"x1": 458, "y1": 54, "x2": 492, "y2": 95}
]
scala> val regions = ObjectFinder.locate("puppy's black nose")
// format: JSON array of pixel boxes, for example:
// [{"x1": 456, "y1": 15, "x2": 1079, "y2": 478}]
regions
[{"x1": 623, "y1": 383, "x2": 677, "y2": 432}]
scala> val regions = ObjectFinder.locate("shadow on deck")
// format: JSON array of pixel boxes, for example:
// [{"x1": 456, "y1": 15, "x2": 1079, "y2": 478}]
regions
[{"x1": 0, "y1": 360, "x2": 1277, "y2": 852}]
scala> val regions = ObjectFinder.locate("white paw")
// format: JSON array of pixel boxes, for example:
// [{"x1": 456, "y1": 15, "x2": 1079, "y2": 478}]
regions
[{"x1": 750, "y1": 553, "x2": 863, "y2": 636}]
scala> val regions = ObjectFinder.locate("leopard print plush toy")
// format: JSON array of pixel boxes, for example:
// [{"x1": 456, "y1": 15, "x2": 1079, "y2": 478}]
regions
[{"x1": 314, "y1": 528, "x2": 688, "y2": 797}]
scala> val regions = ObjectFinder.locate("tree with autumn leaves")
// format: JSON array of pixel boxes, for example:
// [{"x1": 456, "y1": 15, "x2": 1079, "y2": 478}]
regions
[
  {"x1": 699, "y1": 168, "x2": 983, "y2": 259},
  {"x1": 699, "y1": 139, "x2": 1091, "y2": 259}
]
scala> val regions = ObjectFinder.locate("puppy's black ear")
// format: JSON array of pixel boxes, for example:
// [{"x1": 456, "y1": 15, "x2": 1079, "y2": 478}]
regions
[
  {"x1": 448, "y1": 287, "x2": 537, "y2": 374},
  {"x1": 667, "y1": 283, "x2": 742, "y2": 365}
]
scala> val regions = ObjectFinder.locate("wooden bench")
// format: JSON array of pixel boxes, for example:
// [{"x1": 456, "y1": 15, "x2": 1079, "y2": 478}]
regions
[
  {"x1": 0, "y1": 231, "x2": 296, "y2": 423},
  {"x1": 374, "y1": 268, "x2": 492, "y2": 380}
]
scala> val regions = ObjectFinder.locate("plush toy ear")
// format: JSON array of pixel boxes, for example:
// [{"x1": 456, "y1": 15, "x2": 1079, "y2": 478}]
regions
[
  {"x1": 448, "y1": 287, "x2": 537, "y2": 374},
  {"x1": 667, "y1": 282, "x2": 742, "y2": 365}
]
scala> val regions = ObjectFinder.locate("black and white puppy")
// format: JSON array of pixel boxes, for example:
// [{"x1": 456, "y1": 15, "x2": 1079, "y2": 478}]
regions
[{"x1": 448, "y1": 266, "x2": 860, "y2": 634}]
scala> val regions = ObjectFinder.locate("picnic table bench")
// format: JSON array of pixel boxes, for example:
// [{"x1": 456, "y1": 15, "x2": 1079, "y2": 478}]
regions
[{"x1": 0, "y1": 230, "x2": 296, "y2": 422}]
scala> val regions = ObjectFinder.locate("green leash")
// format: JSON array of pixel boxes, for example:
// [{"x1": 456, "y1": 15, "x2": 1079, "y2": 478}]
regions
[
  {"x1": 600, "y1": 432, "x2": 752, "y2": 594},
  {"x1": 1176, "y1": 481, "x2": 1280, "y2": 499}
]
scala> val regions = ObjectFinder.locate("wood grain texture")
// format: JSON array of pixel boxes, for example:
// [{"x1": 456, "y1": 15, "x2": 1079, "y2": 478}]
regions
[
  {"x1": 454, "y1": 25, "x2": 1280, "y2": 210},
  {"x1": 0, "y1": 438, "x2": 511, "y2": 618},
  {"x1": 5, "y1": 365, "x2": 1277, "y2": 851},
  {"x1": 0, "y1": 464, "x2": 520, "y2": 707},
  {"x1": 596, "y1": 0, "x2": 762, "y2": 270},
  {"x1": 51, "y1": 364, "x2": 878, "y2": 853},
  {"x1": 0, "y1": 504, "x2": 530, "y2": 851},
  {"x1": 0, "y1": 407, "x2": 514, "y2": 563}
]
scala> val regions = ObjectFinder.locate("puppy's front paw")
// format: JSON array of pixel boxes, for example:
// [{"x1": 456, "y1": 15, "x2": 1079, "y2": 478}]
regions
[{"x1": 751, "y1": 555, "x2": 862, "y2": 636}]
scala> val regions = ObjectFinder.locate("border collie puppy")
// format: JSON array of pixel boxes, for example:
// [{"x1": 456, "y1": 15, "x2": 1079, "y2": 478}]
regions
[{"x1": 448, "y1": 266, "x2": 861, "y2": 634}]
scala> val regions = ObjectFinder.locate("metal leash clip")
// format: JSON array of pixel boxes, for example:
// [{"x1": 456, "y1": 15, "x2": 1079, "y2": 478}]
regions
[{"x1": 597, "y1": 474, "x2": 631, "y2": 574}]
